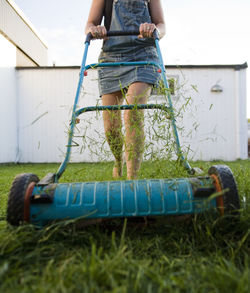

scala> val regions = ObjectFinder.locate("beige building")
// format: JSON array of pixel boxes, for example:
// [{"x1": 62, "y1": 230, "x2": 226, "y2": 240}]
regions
[{"x1": 0, "y1": 0, "x2": 48, "y2": 67}]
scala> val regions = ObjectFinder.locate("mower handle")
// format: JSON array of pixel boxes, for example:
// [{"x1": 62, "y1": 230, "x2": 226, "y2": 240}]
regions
[{"x1": 85, "y1": 29, "x2": 159, "y2": 43}]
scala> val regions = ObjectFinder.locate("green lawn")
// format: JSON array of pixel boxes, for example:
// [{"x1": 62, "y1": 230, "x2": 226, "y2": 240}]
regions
[{"x1": 0, "y1": 160, "x2": 250, "y2": 292}]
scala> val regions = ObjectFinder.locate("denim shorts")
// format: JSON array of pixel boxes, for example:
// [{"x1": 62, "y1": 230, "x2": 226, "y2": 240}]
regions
[{"x1": 98, "y1": 45, "x2": 161, "y2": 95}]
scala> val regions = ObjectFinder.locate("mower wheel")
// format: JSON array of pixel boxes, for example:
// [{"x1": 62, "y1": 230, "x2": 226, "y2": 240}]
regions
[
  {"x1": 7, "y1": 173, "x2": 39, "y2": 226},
  {"x1": 208, "y1": 165, "x2": 240, "y2": 215}
]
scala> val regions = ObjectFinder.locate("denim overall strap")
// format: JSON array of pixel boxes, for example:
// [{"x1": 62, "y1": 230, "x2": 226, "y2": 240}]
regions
[{"x1": 102, "y1": 0, "x2": 154, "y2": 52}]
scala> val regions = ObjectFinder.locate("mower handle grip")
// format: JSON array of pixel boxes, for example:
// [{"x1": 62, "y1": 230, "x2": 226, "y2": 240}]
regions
[{"x1": 85, "y1": 30, "x2": 159, "y2": 43}]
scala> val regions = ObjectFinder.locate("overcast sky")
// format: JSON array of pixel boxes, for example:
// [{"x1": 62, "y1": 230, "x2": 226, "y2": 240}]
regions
[{"x1": 14, "y1": 0, "x2": 250, "y2": 114}]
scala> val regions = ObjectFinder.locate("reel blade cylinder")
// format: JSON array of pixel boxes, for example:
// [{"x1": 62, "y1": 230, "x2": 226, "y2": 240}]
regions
[{"x1": 30, "y1": 178, "x2": 216, "y2": 226}]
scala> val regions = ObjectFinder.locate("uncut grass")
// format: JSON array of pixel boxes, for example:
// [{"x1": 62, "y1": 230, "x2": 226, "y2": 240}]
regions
[{"x1": 0, "y1": 161, "x2": 250, "y2": 292}]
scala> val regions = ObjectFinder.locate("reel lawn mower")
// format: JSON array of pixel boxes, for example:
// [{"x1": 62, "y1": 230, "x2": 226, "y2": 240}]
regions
[{"x1": 6, "y1": 31, "x2": 240, "y2": 227}]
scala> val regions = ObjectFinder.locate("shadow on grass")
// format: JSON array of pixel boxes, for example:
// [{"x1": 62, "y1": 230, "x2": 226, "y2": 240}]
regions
[
  {"x1": 0, "y1": 210, "x2": 250, "y2": 292},
  {"x1": 0, "y1": 160, "x2": 250, "y2": 292}
]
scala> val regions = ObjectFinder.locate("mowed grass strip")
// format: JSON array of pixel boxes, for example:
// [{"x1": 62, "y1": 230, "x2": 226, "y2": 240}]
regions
[{"x1": 0, "y1": 160, "x2": 250, "y2": 292}]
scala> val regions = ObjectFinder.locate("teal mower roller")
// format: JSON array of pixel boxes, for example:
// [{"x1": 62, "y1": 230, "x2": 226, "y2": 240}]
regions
[{"x1": 7, "y1": 31, "x2": 240, "y2": 227}]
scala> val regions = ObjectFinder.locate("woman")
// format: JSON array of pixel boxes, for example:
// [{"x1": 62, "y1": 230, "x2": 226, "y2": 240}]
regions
[{"x1": 85, "y1": 0, "x2": 165, "y2": 179}]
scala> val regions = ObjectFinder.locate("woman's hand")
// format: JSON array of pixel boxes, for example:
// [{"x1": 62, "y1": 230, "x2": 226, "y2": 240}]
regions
[
  {"x1": 89, "y1": 25, "x2": 107, "y2": 39},
  {"x1": 138, "y1": 23, "x2": 157, "y2": 38}
]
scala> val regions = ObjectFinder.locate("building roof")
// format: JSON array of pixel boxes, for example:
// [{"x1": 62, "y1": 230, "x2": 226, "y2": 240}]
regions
[
  {"x1": 0, "y1": 0, "x2": 48, "y2": 66},
  {"x1": 165, "y1": 62, "x2": 248, "y2": 70},
  {"x1": 6, "y1": 0, "x2": 47, "y2": 48},
  {"x1": 16, "y1": 62, "x2": 248, "y2": 70}
]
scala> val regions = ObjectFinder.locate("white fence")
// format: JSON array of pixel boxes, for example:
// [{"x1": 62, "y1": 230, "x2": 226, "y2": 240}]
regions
[{"x1": 0, "y1": 64, "x2": 248, "y2": 163}]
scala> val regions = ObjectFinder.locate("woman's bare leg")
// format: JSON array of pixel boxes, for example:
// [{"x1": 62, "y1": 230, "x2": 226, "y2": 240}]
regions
[
  {"x1": 124, "y1": 82, "x2": 152, "y2": 179},
  {"x1": 102, "y1": 91, "x2": 124, "y2": 178}
]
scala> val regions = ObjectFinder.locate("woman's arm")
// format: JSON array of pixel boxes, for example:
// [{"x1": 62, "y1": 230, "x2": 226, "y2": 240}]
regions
[
  {"x1": 149, "y1": 0, "x2": 166, "y2": 38},
  {"x1": 85, "y1": 0, "x2": 106, "y2": 38},
  {"x1": 139, "y1": 0, "x2": 166, "y2": 39}
]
